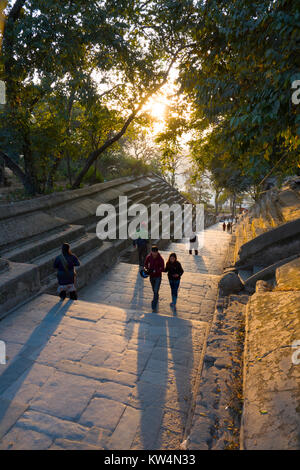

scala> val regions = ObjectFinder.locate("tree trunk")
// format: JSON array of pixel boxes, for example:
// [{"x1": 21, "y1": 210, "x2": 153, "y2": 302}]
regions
[
  {"x1": 46, "y1": 154, "x2": 62, "y2": 191},
  {"x1": 214, "y1": 189, "x2": 221, "y2": 215},
  {"x1": 0, "y1": 158, "x2": 5, "y2": 186},
  {"x1": 22, "y1": 131, "x2": 39, "y2": 195}
]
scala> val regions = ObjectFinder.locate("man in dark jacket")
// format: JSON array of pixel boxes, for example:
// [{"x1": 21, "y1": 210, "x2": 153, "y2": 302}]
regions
[{"x1": 144, "y1": 245, "x2": 165, "y2": 312}]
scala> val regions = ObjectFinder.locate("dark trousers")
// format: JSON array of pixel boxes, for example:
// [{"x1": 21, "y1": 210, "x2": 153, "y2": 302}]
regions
[
  {"x1": 150, "y1": 277, "x2": 161, "y2": 310},
  {"x1": 169, "y1": 279, "x2": 180, "y2": 305},
  {"x1": 59, "y1": 290, "x2": 77, "y2": 300},
  {"x1": 138, "y1": 244, "x2": 148, "y2": 266}
]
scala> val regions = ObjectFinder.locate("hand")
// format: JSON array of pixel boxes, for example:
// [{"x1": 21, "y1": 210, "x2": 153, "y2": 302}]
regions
[{"x1": 173, "y1": 274, "x2": 179, "y2": 278}]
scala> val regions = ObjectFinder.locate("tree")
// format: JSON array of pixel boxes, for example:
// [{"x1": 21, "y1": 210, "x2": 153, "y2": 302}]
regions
[
  {"x1": 0, "y1": 0, "x2": 196, "y2": 194},
  {"x1": 177, "y1": 0, "x2": 300, "y2": 194},
  {"x1": 183, "y1": 165, "x2": 212, "y2": 206}
]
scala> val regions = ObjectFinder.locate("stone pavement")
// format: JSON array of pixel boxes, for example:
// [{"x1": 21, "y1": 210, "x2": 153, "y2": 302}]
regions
[{"x1": 0, "y1": 224, "x2": 231, "y2": 449}]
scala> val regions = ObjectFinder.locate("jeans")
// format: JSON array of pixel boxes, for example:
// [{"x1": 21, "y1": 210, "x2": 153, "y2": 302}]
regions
[
  {"x1": 150, "y1": 277, "x2": 161, "y2": 310},
  {"x1": 169, "y1": 279, "x2": 180, "y2": 305}
]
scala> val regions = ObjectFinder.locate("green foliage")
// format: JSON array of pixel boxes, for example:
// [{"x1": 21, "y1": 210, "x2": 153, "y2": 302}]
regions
[
  {"x1": 1, "y1": 0, "x2": 298, "y2": 198},
  {"x1": 82, "y1": 166, "x2": 104, "y2": 185},
  {"x1": 0, "y1": 0, "x2": 193, "y2": 194},
  {"x1": 177, "y1": 0, "x2": 300, "y2": 196}
]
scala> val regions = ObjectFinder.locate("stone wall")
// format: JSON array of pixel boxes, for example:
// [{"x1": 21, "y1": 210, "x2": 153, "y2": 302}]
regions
[
  {"x1": 221, "y1": 177, "x2": 300, "y2": 449},
  {"x1": 234, "y1": 176, "x2": 300, "y2": 267},
  {"x1": 240, "y1": 256, "x2": 300, "y2": 449}
]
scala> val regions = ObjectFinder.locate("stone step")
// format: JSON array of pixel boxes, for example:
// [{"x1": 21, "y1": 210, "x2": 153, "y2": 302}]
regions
[
  {"x1": 42, "y1": 240, "x2": 121, "y2": 294},
  {"x1": 0, "y1": 225, "x2": 85, "y2": 264},
  {"x1": 31, "y1": 233, "x2": 103, "y2": 281},
  {"x1": 0, "y1": 212, "x2": 68, "y2": 252}
]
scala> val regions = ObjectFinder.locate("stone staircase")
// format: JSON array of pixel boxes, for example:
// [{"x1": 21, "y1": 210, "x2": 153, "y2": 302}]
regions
[
  {"x1": 0, "y1": 224, "x2": 231, "y2": 450},
  {"x1": 0, "y1": 173, "x2": 195, "y2": 317}
]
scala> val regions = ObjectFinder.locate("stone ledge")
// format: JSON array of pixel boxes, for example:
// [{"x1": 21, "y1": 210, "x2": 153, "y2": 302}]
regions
[{"x1": 0, "y1": 261, "x2": 40, "y2": 318}]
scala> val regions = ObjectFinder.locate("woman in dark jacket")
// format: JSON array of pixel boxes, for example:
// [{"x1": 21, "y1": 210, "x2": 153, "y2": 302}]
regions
[
  {"x1": 53, "y1": 243, "x2": 80, "y2": 300},
  {"x1": 165, "y1": 252, "x2": 184, "y2": 311}
]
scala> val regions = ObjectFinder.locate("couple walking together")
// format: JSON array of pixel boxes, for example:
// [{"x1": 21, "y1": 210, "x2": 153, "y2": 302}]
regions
[{"x1": 143, "y1": 245, "x2": 184, "y2": 313}]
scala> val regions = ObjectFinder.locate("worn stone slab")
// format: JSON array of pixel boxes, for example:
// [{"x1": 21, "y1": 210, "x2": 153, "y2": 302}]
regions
[
  {"x1": 241, "y1": 291, "x2": 300, "y2": 450},
  {"x1": 108, "y1": 406, "x2": 141, "y2": 450},
  {"x1": 14, "y1": 410, "x2": 89, "y2": 442},
  {"x1": 276, "y1": 256, "x2": 300, "y2": 291},
  {"x1": 79, "y1": 397, "x2": 126, "y2": 431},
  {"x1": 0, "y1": 398, "x2": 28, "y2": 440},
  {"x1": 28, "y1": 337, "x2": 92, "y2": 366},
  {"x1": 0, "y1": 426, "x2": 53, "y2": 450},
  {"x1": 130, "y1": 406, "x2": 165, "y2": 450},
  {"x1": 1, "y1": 363, "x2": 55, "y2": 405},
  {"x1": 49, "y1": 438, "x2": 101, "y2": 450},
  {"x1": 57, "y1": 359, "x2": 137, "y2": 388},
  {"x1": 30, "y1": 370, "x2": 99, "y2": 421}
]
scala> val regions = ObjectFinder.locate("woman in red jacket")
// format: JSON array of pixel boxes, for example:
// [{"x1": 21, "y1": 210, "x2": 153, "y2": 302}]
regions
[{"x1": 144, "y1": 245, "x2": 165, "y2": 312}]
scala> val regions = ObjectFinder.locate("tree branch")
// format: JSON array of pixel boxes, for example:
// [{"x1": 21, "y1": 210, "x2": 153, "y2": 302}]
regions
[{"x1": 0, "y1": 149, "x2": 26, "y2": 184}]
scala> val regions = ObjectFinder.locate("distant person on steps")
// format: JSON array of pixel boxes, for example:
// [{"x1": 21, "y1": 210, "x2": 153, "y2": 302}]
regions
[
  {"x1": 189, "y1": 233, "x2": 199, "y2": 255},
  {"x1": 133, "y1": 221, "x2": 149, "y2": 267}
]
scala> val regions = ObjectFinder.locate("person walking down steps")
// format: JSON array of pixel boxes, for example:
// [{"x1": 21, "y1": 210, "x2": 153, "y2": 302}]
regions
[
  {"x1": 144, "y1": 245, "x2": 165, "y2": 312},
  {"x1": 53, "y1": 243, "x2": 80, "y2": 300},
  {"x1": 133, "y1": 222, "x2": 149, "y2": 267},
  {"x1": 189, "y1": 233, "x2": 199, "y2": 255},
  {"x1": 165, "y1": 253, "x2": 184, "y2": 312}
]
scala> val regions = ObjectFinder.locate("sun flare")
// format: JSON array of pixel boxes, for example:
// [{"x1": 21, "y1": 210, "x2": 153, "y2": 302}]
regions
[{"x1": 149, "y1": 99, "x2": 167, "y2": 120}]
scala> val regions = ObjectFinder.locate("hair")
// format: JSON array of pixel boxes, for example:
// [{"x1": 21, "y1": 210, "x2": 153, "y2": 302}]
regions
[
  {"x1": 168, "y1": 252, "x2": 177, "y2": 263},
  {"x1": 151, "y1": 245, "x2": 158, "y2": 252},
  {"x1": 62, "y1": 243, "x2": 72, "y2": 256}
]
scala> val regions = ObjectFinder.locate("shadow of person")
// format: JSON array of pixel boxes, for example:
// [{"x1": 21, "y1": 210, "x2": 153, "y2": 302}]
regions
[
  {"x1": 134, "y1": 312, "x2": 195, "y2": 449},
  {"x1": 123, "y1": 270, "x2": 147, "y2": 344},
  {"x1": 0, "y1": 299, "x2": 73, "y2": 441}
]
